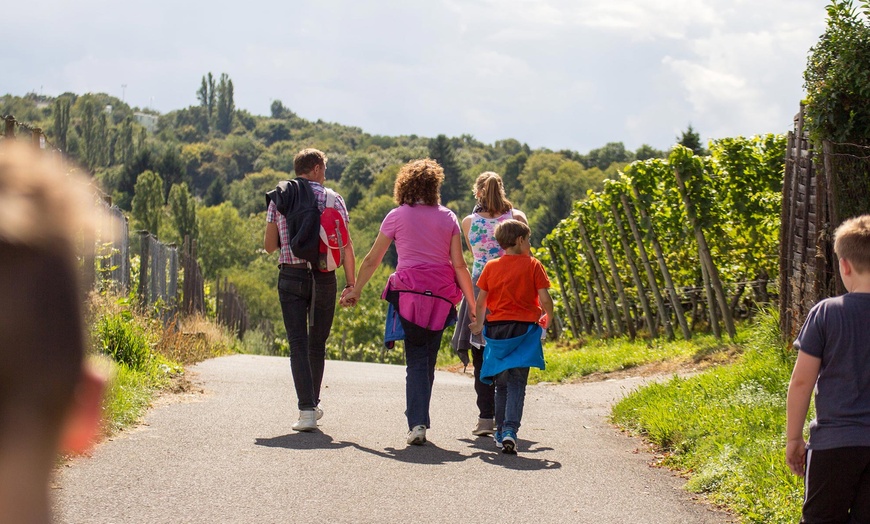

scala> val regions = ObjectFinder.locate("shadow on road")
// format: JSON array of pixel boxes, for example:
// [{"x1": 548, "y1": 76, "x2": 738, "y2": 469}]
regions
[
  {"x1": 341, "y1": 441, "x2": 482, "y2": 465},
  {"x1": 459, "y1": 438, "x2": 562, "y2": 471},
  {"x1": 254, "y1": 432, "x2": 354, "y2": 450},
  {"x1": 253, "y1": 433, "x2": 560, "y2": 470}
]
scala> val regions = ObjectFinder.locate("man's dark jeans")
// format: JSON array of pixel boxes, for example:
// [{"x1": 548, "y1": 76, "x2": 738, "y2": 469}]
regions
[{"x1": 278, "y1": 267, "x2": 336, "y2": 410}]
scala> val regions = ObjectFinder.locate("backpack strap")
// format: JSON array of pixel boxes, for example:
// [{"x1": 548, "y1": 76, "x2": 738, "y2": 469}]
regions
[{"x1": 324, "y1": 188, "x2": 337, "y2": 209}]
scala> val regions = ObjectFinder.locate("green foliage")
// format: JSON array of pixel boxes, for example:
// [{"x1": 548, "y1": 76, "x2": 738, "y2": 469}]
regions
[
  {"x1": 196, "y1": 203, "x2": 259, "y2": 278},
  {"x1": 428, "y1": 134, "x2": 463, "y2": 206},
  {"x1": 100, "y1": 354, "x2": 156, "y2": 433},
  {"x1": 94, "y1": 311, "x2": 152, "y2": 371},
  {"x1": 677, "y1": 124, "x2": 708, "y2": 156},
  {"x1": 581, "y1": 141, "x2": 635, "y2": 170},
  {"x1": 215, "y1": 73, "x2": 235, "y2": 134},
  {"x1": 611, "y1": 312, "x2": 803, "y2": 523},
  {"x1": 132, "y1": 170, "x2": 164, "y2": 234},
  {"x1": 327, "y1": 266, "x2": 400, "y2": 363},
  {"x1": 168, "y1": 182, "x2": 198, "y2": 242},
  {"x1": 545, "y1": 135, "x2": 784, "y2": 340},
  {"x1": 518, "y1": 152, "x2": 608, "y2": 245},
  {"x1": 227, "y1": 168, "x2": 288, "y2": 217},
  {"x1": 804, "y1": 1, "x2": 870, "y2": 221},
  {"x1": 804, "y1": 0, "x2": 870, "y2": 143}
]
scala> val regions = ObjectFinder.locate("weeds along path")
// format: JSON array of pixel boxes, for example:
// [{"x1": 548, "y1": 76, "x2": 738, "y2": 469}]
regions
[{"x1": 53, "y1": 355, "x2": 732, "y2": 523}]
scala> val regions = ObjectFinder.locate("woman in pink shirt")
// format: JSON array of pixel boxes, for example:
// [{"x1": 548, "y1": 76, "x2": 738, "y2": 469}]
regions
[{"x1": 342, "y1": 159, "x2": 475, "y2": 446}]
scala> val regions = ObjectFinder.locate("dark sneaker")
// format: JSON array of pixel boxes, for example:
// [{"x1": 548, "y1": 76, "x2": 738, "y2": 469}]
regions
[
  {"x1": 494, "y1": 429, "x2": 504, "y2": 449},
  {"x1": 501, "y1": 430, "x2": 517, "y2": 454}
]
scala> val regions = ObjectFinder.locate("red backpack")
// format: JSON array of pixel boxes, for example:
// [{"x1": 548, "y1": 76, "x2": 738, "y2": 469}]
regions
[{"x1": 317, "y1": 189, "x2": 348, "y2": 272}]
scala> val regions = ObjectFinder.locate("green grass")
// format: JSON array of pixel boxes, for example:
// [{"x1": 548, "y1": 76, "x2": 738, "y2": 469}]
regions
[
  {"x1": 611, "y1": 312, "x2": 805, "y2": 523},
  {"x1": 529, "y1": 331, "x2": 744, "y2": 384},
  {"x1": 98, "y1": 355, "x2": 158, "y2": 433}
]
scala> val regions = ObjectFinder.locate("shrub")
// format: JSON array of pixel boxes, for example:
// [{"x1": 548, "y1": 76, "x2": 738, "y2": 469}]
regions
[{"x1": 95, "y1": 312, "x2": 151, "y2": 371}]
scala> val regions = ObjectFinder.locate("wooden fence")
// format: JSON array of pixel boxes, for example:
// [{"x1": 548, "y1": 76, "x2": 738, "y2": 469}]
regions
[
  {"x1": 2, "y1": 116, "x2": 222, "y2": 326},
  {"x1": 779, "y1": 105, "x2": 870, "y2": 340}
]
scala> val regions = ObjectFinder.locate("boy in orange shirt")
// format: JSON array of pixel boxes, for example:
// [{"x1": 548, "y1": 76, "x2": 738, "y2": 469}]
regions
[{"x1": 469, "y1": 219, "x2": 554, "y2": 454}]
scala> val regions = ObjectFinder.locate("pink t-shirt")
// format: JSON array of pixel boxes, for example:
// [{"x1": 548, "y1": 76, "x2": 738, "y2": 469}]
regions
[{"x1": 380, "y1": 204, "x2": 460, "y2": 270}]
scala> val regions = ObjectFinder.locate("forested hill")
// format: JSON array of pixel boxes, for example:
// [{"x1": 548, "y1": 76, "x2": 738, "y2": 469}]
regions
[
  {"x1": 1, "y1": 76, "x2": 682, "y2": 244},
  {"x1": 1, "y1": 76, "x2": 698, "y2": 354}
]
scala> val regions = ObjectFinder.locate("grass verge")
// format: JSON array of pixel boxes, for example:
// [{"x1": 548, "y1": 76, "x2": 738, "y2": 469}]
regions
[
  {"x1": 610, "y1": 312, "x2": 804, "y2": 523},
  {"x1": 529, "y1": 330, "x2": 743, "y2": 384},
  {"x1": 89, "y1": 294, "x2": 238, "y2": 436}
]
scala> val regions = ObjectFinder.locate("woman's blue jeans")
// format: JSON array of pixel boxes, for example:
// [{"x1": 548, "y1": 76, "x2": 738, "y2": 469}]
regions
[
  {"x1": 494, "y1": 367, "x2": 530, "y2": 434},
  {"x1": 400, "y1": 317, "x2": 444, "y2": 430}
]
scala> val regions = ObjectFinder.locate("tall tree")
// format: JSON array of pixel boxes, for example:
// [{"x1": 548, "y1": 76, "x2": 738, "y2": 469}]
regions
[
  {"x1": 118, "y1": 116, "x2": 135, "y2": 167},
  {"x1": 132, "y1": 170, "x2": 165, "y2": 234},
  {"x1": 428, "y1": 134, "x2": 462, "y2": 204},
  {"x1": 677, "y1": 124, "x2": 707, "y2": 156},
  {"x1": 270, "y1": 99, "x2": 291, "y2": 119},
  {"x1": 52, "y1": 97, "x2": 70, "y2": 152},
  {"x1": 584, "y1": 142, "x2": 633, "y2": 170},
  {"x1": 81, "y1": 98, "x2": 97, "y2": 169},
  {"x1": 168, "y1": 182, "x2": 198, "y2": 242},
  {"x1": 197, "y1": 73, "x2": 217, "y2": 131},
  {"x1": 216, "y1": 73, "x2": 235, "y2": 134},
  {"x1": 96, "y1": 111, "x2": 109, "y2": 168},
  {"x1": 635, "y1": 144, "x2": 665, "y2": 161}
]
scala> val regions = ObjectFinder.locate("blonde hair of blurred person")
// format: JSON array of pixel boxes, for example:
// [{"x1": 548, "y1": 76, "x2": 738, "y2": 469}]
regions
[{"x1": 0, "y1": 143, "x2": 106, "y2": 524}]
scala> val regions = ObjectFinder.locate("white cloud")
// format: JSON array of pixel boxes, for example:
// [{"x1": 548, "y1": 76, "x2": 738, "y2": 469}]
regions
[{"x1": 3, "y1": 0, "x2": 829, "y2": 152}]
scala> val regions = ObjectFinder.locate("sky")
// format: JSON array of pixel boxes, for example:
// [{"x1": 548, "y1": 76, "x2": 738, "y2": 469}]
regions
[{"x1": 3, "y1": 0, "x2": 828, "y2": 153}]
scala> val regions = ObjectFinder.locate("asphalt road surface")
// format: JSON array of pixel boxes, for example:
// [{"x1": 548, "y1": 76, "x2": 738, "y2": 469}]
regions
[{"x1": 53, "y1": 355, "x2": 732, "y2": 523}]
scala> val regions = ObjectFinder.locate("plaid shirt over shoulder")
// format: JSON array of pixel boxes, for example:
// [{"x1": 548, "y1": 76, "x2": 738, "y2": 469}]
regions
[{"x1": 266, "y1": 180, "x2": 350, "y2": 265}]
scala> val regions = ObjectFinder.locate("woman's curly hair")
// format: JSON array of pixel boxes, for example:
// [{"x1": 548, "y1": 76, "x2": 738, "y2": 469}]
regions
[{"x1": 393, "y1": 158, "x2": 444, "y2": 206}]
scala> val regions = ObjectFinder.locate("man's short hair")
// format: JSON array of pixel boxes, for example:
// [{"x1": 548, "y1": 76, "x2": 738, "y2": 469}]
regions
[
  {"x1": 494, "y1": 219, "x2": 530, "y2": 250},
  {"x1": 294, "y1": 148, "x2": 327, "y2": 176},
  {"x1": 0, "y1": 143, "x2": 101, "y2": 444},
  {"x1": 834, "y1": 214, "x2": 870, "y2": 273}
]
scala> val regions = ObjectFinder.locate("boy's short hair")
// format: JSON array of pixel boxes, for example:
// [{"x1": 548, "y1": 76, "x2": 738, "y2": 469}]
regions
[
  {"x1": 494, "y1": 219, "x2": 530, "y2": 250},
  {"x1": 0, "y1": 143, "x2": 101, "y2": 446},
  {"x1": 293, "y1": 148, "x2": 327, "y2": 176},
  {"x1": 834, "y1": 214, "x2": 870, "y2": 273}
]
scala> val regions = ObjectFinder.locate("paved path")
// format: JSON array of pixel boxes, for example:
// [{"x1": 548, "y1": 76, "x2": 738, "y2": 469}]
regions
[{"x1": 54, "y1": 355, "x2": 732, "y2": 523}]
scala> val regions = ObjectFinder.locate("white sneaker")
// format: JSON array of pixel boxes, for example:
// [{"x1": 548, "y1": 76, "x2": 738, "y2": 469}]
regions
[
  {"x1": 292, "y1": 410, "x2": 318, "y2": 432},
  {"x1": 315, "y1": 406, "x2": 324, "y2": 420},
  {"x1": 407, "y1": 425, "x2": 427, "y2": 445}
]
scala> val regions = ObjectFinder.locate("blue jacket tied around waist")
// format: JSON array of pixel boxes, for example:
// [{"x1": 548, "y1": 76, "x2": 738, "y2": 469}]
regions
[{"x1": 479, "y1": 324, "x2": 546, "y2": 385}]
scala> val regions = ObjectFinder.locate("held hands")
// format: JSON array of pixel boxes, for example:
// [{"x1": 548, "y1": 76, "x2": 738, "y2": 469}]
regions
[
  {"x1": 469, "y1": 319, "x2": 483, "y2": 336},
  {"x1": 340, "y1": 285, "x2": 359, "y2": 307},
  {"x1": 785, "y1": 438, "x2": 807, "y2": 476}
]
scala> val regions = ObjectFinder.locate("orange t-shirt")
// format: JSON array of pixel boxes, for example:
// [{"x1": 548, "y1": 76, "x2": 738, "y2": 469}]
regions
[{"x1": 477, "y1": 254, "x2": 550, "y2": 323}]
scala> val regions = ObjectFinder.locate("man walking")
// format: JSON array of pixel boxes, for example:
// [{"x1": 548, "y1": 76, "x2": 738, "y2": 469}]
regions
[{"x1": 264, "y1": 148, "x2": 355, "y2": 431}]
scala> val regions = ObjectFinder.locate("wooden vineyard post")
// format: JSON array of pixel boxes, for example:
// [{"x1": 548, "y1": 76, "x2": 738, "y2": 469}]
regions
[
  {"x1": 610, "y1": 203, "x2": 660, "y2": 338},
  {"x1": 626, "y1": 189, "x2": 692, "y2": 340},
  {"x1": 553, "y1": 237, "x2": 592, "y2": 335},
  {"x1": 672, "y1": 168, "x2": 736, "y2": 339},
  {"x1": 584, "y1": 278, "x2": 604, "y2": 337},
  {"x1": 546, "y1": 241, "x2": 580, "y2": 338},
  {"x1": 576, "y1": 216, "x2": 621, "y2": 336},
  {"x1": 595, "y1": 212, "x2": 636, "y2": 339}
]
